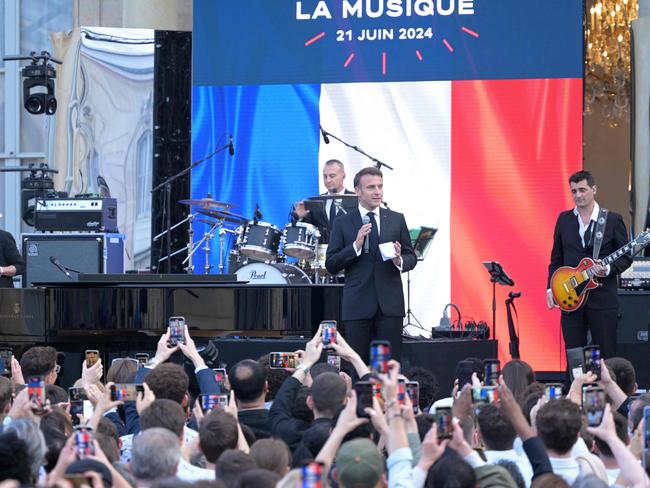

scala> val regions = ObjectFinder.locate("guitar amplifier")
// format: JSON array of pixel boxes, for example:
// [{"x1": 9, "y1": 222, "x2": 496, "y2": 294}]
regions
[
  {"x1": 34, "y1": 198, "x2": 118, "y2": 232},
  {"x1": 619, "y1": 257, "x2": 650, "y2": 290}
]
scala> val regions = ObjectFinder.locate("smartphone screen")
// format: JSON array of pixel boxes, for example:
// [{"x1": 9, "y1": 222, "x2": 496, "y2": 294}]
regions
[
  {"x1": 73, "y1": 426, "x2": 94, "y2": 459},
  {"x1": 456, "y1": 360, "x2": 474, "y2": 390},
  {"x1": 582, "y1": 386, "x2": 606, "y2": 427},
  {"x1": 370, "y1": 340, "x2": 390, "y2": 375},
  {"x1": 0, "y1": 348, "x2": 12, "y2": 376},
  {"x1": 372, "y1": 383, "x2": 382, "y2": 401},
  {"x1": 69, "y1": 387, "x2": 87, "y2": 426},
  {"x1": 583, "y1": 346, "x2": 601, "y2": 380},
  {"x1": 213, "y1": 368, "x2": 227, "y2": 391},
  {"x1": 642, "y1": 406, "x2": 650, "y2": 450},
  {"x1": 110, "y1": 383, "x2": 144, "y2": 402},
  {"x1": 269, "y1": 352, "x2": 297, "y2": 369},
  {"x1": 434, "y1": 406, "x2": 454, "y2": 439},
  {"x1": 406, "y1": 381, "x2": 419, "y2": 413},
  {"x1": 471, "y1": 386, "x2": 499, "y2": 405},
  {"x1": 397, "y1": 379, "x2": 407, "y2": 405},
  {"x1": 27, "y1": 376, "x2": 45, "y2": 412},
  {"x1": 200, "y1": 393, "x2": 229, "y2": 412},
  {"x1": 85, "y1": 350, "x2": 99, "y2": 368},
  {"x1": 168, "y1": 316, "x2": 186, "y2": 346},
  {"x1": 321, "y1": 321, "x2": 337, "y2": 347},
  {"x1": 300, "y1": 461, "x2": 324, "y2": 488},
  {"x1": 355, "y1": 381, "x2": 374, "y2": 418},
  {"x1": 327, "y1": 353, "x2": 341, "y2": 372},
  {"x1": 135, "y1": 353, "x2": 149, "y2": 367},
  {"x1": 484, "y1": 359, "x2": 501, "y2": 386},
  {"x1": 544, "y1": 383, "x2": 564, "y2": 401}
]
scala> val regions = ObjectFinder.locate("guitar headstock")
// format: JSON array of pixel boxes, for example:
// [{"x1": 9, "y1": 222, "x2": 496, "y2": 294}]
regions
[{"x1": 635, "y1": 229, "x2": 650, "y2": 247}]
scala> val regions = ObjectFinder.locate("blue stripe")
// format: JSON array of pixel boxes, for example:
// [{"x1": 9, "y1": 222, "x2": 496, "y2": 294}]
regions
[{"x1": 191, "y1": 84, "x2": 321, "y2": 271}]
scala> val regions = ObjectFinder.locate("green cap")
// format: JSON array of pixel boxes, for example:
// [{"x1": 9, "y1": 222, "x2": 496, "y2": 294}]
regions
[{"x1": 335, "y1": 439, "x2": 384, "y2": 488}]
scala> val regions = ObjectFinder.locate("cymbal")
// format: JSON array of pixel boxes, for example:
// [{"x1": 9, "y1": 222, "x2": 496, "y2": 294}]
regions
[
  {"x1": 196, "y1": 208, "x2": 248, "y2": 225},
  {"x1": 306, "y1": 194, "x2": 358, "y2": 201},
  {"x1": 178, "y1": 198, "x2": 237, "y2": 209}
]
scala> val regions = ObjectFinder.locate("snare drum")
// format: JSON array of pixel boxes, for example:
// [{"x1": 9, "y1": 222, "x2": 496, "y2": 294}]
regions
[
  {"x1": 282, "y1": 222, "x2": 320, "y2": 260},
  {"x1": 238, "y1": 221, "x2": 282, "y2": 261}
]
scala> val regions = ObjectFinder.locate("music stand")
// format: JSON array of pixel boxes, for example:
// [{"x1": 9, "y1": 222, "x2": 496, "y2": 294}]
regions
[
  {"x1": 403, "y1": 227, "x2": 437, "y2": 332},
  {"x1": 482, "y1": 261, "x2": 515, "y2": 341}
]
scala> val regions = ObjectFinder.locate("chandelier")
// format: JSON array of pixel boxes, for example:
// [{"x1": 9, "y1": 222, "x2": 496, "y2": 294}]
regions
[{"x1": 585, "y1": 0, "x2": 639, "y2": 127}]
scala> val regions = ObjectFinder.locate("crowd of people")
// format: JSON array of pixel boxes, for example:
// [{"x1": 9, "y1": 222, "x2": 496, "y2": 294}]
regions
[{"x1": 0, "y1": 325, "x2": 648, "y2": 488}]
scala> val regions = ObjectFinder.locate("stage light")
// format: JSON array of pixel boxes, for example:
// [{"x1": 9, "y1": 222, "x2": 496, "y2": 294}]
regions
[{"x1": 22, "y1": 63, "x2": 57, "y2": 115}]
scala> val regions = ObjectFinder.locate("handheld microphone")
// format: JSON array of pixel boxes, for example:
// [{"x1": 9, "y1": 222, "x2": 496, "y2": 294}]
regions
[
  {"x1": 228, "y1": 135, "x2": 235, "y2": 156},
  {"x1": 361, "y1": 214, "x2": 370, "y2": 253},
  {"x1": 319, "y1": 125, "x2": 330, "y2": 144},
  {"x1": 49, "y1": 256, "x2": 72, "y2": 279}
]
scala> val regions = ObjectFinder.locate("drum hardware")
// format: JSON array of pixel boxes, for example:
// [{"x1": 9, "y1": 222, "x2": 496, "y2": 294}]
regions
[
  {"x1": 178, "y1": 197, "x2": 237, "y2": 209},
  {"x1": 218, "y1": 228, "x2": 238, "y2": 274},
  {"x1": 196, "y1": 208, "x2": 248, "y2": 225}
]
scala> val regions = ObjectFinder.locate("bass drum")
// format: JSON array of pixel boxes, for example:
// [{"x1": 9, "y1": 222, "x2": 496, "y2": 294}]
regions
[{"x1": 235, "y1": 263, "x2": 312, "y2": 284}]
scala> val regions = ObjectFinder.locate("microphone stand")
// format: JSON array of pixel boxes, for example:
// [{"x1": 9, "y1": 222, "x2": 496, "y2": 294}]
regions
[
  {"x1": 319, "y1": 126, "x2": 394, "y2": 171},
  {"x1": 151, "y1": 140, "x2": 231, "y2": 273}
]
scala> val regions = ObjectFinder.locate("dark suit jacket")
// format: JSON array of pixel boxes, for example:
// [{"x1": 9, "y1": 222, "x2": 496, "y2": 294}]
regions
[
  {"x1": 0, "y1": 230, "x2": 25, "y2": 288},
  {"x1": 325, "y1": 207, "x2": 417, "y2": 320},
  {"x1": 297, "y1": 189, "x2": 356, "y2": 243},
  {"x1": 547, "y1": 209, "x2": 631, "y2": 310}
]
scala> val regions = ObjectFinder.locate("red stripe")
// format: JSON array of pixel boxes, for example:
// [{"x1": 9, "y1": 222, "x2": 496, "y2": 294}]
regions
[{"x1": 450, "y1": 78, "x2": 582, "y2": 371}]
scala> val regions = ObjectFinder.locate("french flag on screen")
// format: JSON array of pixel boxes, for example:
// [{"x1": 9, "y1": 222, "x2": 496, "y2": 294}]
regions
[{"x1": 191, "y1": 0, "x2": 583, "y2": 370}]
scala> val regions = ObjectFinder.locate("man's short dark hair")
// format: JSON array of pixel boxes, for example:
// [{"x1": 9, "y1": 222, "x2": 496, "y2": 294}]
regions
[
  {"x1": 594, "y1": 410, "x2": 628, "y2": 458},
  {"x1": 215, "y1": 449, "x2": 258, "y2": 487},
  {"x1": 140, "y1": 399, "x2": 186, "y2": 437},
  {"x1": 536, "y1": 399, "x2": 582, "y2": 454},
  {"x1": 605, "y1": 357, "x2": 636, "y2": 396},
  {"x1": 569, "y1": 170, "x2": 595, "y2": 187},
  {"x1": 455, "y1": 357, "x2": 485, "y2": 384},
  {"x1": 0, "y1": 430, "x2": 32, "y2": 483},
  {"x1": 249, "y1": 438, "x2": 292, "y2": 475},
  {"x1": 256, "y1": 354, "x2": 289, "y2": 402},
  {"x1": 353, "y1": 166, "x2": 383, "y2": 189},
  {"x1": 425, "y1": 449, "x2": 476, "y2": 488},
  {"x1": 144, "y1": 363, "x2": 189, "y2": 405},
  {"x1": 200, "y1": 410, "x2": 239, "y2": 463},
  {"x1": 45, "y1": 384, "x2": 68, "y2": 406},
  {"x1": 310, "y1": 372, "x2": 346, "y2": 417},
  {"x1": 20, "y1": 346, "x2": 57, "y2": 378},
  {"x1": 96, "y1": 433, "x2": 120, "y2": 463},
  {"x1": 477, "y1": 404, "x2": 517, "y2": 451},
  {"x1": 229, "y1": 360, "x2": 267, "y2": 403},
  {"x1": 234, "y1": 469, "x2": 281, "y2": 488},
  {"x1": 405, "y1": 366, "x2": 440, "y2": 411}
]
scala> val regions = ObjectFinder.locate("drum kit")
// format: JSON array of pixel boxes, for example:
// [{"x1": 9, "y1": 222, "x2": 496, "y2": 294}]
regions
[{"x1": 173, "y1": 194, "x2": 357, "y2": 284}]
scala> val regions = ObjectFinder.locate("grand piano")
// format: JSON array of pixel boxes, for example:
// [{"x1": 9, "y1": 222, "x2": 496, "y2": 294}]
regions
[{"x1": 0, "y1": 274, "x2": 343, "y2": 342}]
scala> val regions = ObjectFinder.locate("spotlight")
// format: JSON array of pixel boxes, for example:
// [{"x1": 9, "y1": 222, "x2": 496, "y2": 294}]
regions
[{"x1": 3, "y1": 51, "x2": 61, "y2": 116}]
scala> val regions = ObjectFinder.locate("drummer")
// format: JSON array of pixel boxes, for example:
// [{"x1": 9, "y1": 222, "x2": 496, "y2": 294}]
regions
[{"x1": 292, "y1": 159, "x2": 356, "y2": 243}]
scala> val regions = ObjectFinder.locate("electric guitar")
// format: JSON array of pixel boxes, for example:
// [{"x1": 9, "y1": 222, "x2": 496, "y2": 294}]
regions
[{"x1": 550, "y1": 229, "x2": 650, "y2": 312}]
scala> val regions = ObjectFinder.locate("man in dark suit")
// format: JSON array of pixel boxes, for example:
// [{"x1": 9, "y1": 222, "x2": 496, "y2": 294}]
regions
[
  {"x1": 0, "y1": 229, "x2": 25, "y2": 288},
  {"x1": 292, "y1": 159, "x2": 356, "y2": 243},
  {"x1": 325, "y1": 166, "x2": 417, "y2": 362},
  {"x1": 547, "y1": 170, "x2": 631, "y2": 358}
]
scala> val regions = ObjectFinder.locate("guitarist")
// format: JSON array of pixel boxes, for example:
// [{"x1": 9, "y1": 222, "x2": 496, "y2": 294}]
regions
[{"x1": 547, "y1": 170, "x2": 631, "y2": 358}]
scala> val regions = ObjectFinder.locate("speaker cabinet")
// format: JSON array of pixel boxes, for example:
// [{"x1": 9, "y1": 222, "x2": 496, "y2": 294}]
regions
[
  {"x1": 22, "y1": 233, "x2": 124, "y2": 287},
  {"x1": 617, "y1": 291, "x2": 650, "y2": 388}
]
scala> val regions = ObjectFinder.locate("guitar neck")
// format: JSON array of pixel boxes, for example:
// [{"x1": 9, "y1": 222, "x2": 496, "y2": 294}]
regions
[{"x1": 601, "y1": 238, "x2": 639, "y2": 266}]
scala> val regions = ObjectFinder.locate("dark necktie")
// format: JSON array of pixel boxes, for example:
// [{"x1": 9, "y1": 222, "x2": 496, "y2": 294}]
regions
[
  {"x1": 329, "y1": 200, "x2": 337, "y2": 223},
  {"x1": 584, "y1": 221, "x2": 592, "y2": 248},
  {"x1": 367, "y1": 212, "x2": 379, "y2": 252}
]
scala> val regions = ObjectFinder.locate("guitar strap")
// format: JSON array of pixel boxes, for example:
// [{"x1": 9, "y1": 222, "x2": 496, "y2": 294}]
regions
[{"x1": 592, "y1": 207, "x2": 609, "y2": 260}]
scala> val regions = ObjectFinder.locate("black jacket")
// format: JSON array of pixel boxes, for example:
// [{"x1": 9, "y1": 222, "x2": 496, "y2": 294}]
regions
[
  {"x1": 294, "y1": 190, "x2": 356, "y2": 243},
  {"x1": 325, "y1": 207, "x2": 416, "y2": 320},
  {"x1": 269, "y1": 377, "x2": 311, "y2": 450},
  {"x1": 548, "y1": 209, "x2": 631, "y2": 310},
  {"x1": 0, "y1": 230, "x2": 25, "y2": 288}
]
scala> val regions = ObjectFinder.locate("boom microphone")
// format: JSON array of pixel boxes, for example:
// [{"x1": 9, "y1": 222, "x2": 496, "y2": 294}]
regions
[
  {"x1": 49, "y1": 256, "x2": 72, "y2": 279},
  {"x1": 228, "y1": 135, "x2": 235, "y2": 156},
  {"x1": 319, "y1": 125, "x2": 330, "y2": 144}
]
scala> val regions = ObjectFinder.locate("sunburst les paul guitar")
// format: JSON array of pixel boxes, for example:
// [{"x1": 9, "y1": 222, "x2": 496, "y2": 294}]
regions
[{"x1": 550, "y1": 229, "x2": 650, "y2": 312}]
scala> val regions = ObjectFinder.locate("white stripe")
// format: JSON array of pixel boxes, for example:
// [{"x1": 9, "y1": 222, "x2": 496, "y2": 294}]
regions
[{"x1": 319, "y1": 81, "x2": 451, "y2": 335}]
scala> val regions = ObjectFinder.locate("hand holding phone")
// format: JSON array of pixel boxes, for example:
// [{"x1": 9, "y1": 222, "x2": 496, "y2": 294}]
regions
[
  {"x1": 168, "y1": 316, "x2": 186, "y2": 346},
  {"x1": 73, "y1": 426, "x2": 95, "y2": 459},
  {"x1": 483, "y1": 359, "x2": 501, "y2": 386},
  {"x1": 85, "y1": 350, "x2": 99, "y2": 368},
  {"x1": 301, "y1": 461, "x2": 325, "y2": 488},
  {"x1": 321, "y1": 321, "x2": 337, "y2": 347},
  {"x1": 544, "y1": 383, "x2": 564, "y2": 401},
  {"x1": 355, "y1": 381, "x2": 374, "y2": 418},
  {"x1": 406, "y1": 381, "x2": 419, "y2": 413},
  {"x1": 200, "y1": 393, "x2": 229, "y2": 412},
  {"x1": 269, "y1": 352, "x2": 297, "y2": 369},
  {"x1": 583, "y1": 346, "x2": 601, "y2": 380},
  {"x1": 582, "y1": 385, "x2": 606, "y2": 427},
  {"x1": 27, "y1": 376, "x2": 46, "y2": 413},
  {"x1": 434, "y1": 406, "x2": 453, "y2": 439},
  {"x1": 110, "y1": 383, "x2": 144, "y2": 402},
  {"x1": 471, "y1": 386, "x2": 499, "y2": 405}
]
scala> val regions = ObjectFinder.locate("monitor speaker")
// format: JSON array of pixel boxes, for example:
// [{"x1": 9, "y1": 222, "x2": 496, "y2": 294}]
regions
[{"x1": 617, "y1": 292, "x2": 649, "y2": 388}]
